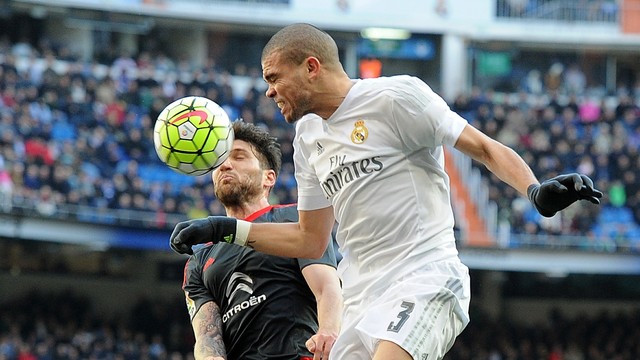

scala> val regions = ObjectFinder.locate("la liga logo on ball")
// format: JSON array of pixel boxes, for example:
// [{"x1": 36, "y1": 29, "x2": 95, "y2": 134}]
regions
[
  {"x1": 153, "y1": 96, "x2": 235, "y2": 176},
  {"x1": 178, "y1": 122, "x2": 196, "y2": 139}
]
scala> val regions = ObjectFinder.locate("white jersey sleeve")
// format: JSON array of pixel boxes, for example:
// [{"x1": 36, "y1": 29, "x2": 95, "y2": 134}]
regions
[
  {"x1": 293, "y1": 115, "x2": 332, "y2": 211},
  {"x1": 389, "y1": 76, "x2": 467, "y2": 150}
]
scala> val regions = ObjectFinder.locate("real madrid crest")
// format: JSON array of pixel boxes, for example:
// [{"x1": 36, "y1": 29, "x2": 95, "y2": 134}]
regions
[{"x1": 350, "y1": 120, "x2": 368, "y2": 144}]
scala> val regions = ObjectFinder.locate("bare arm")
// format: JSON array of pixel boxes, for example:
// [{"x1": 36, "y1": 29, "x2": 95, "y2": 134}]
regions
[
  {"x1": 301, "y1": 263, "x2": 343, "y2": 358},
  {"x1": 170, "y1": 206, "x2": 336, "y2": 257},
  {"x1": 191, "y1": 301, "x2": 227, "y2": 360},
  {"x1": 247, "y1": 206, "x2": 336, "y2": 259},
  {"x1": 454, "y1": 124, "x2": 539, "y2": 196}
]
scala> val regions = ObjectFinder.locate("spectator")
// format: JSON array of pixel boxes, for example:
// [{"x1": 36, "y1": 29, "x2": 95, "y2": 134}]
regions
[
  {"x1": 544, "y1": 62, "x2": 564, "y2": 92},
  {"x1": 564, "y1": 63, "x2": 587, "y2": 95},
  {"x1": 35, "y1": 185, "x2": 56, "y2": 216},
  {"x1": 0, "y1": 157, "x2": 13, "y2": 211}
]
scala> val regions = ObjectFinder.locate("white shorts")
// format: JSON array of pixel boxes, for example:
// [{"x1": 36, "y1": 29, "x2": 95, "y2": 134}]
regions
[{"x1": 330, "y1": 260, "x2": 471, "y2": 360}]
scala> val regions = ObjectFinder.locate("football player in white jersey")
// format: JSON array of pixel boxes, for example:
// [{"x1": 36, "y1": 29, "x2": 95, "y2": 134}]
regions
[{"x1": 171, "y1": 23, "x2": 603, "y2": 360}]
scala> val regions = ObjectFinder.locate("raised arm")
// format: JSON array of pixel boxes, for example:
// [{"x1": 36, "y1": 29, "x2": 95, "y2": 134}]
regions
[
  {"x1": 454, "y1": 123, "x2": 602, "y2": 217},
  {"x1": 190, "y1": 301, "x2": 227, "y2": 360},
  {"x1": 453, "y1": 123, "x2": 538, "y2": 196}
]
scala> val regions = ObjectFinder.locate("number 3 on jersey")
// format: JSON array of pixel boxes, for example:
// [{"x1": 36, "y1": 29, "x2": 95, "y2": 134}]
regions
[{"x1": 387, "y1": 300, "x2": 415, "y2": 332}]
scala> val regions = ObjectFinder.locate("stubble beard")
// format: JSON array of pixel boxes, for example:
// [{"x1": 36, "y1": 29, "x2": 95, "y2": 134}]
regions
[
  {"x1": 214, "y1": 175, "x2": 263, "y2": 208},
  {"x1": 286, "y1": 91, "x2": 313, "y2": 124}
]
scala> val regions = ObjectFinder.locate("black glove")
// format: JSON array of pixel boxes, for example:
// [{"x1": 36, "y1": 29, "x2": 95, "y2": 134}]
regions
[
  {"x1": 170, "y1": 216, "x2": 237, "y2": 255},
  {"x1": 527, "y1": 173, "x2": 603, "y2": 217}
]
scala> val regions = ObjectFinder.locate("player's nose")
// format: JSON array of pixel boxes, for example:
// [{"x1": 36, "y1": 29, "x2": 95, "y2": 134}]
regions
[
  {"x1": 218, "y1": 159, "x2": 233, "y2": 171},
  {"x1": 265, "y1": 85, "x2": 275, "y2": 98}
]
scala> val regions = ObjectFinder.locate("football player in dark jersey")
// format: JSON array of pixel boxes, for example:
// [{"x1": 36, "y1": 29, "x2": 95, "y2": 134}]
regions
[{"x1": 182, "y1": 121, "x2": 343, "y2": 360}]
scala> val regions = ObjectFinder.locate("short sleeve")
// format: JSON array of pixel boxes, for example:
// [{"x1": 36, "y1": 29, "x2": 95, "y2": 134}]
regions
[
  {"x1": 390, "y1": 76, "x2": 468, "y2": 150},
  {"x1": 182, "y1": 256, "x2": 215, "y2": 321},
  {"x1": 293, "y1": 119, "x2": 332, "y2": 211}
]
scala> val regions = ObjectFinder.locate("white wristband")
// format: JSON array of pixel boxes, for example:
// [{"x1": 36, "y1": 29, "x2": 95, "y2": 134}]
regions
[{"x1": 235, "y1": 220, "x2": 251, "y2": 247}]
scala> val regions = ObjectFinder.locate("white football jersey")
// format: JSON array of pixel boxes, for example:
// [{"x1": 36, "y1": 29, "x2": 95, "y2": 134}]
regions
[{"x1": 293, "y1": 75, "x2": 468, "y2": 293}]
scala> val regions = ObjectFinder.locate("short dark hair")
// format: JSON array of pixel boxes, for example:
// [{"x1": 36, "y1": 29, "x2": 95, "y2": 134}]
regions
[
  {"x1": 261, "y1": 23, "x2": 340, "y2": 68},
  {"x1": 232, "y1": 121, "x2": 282, "y2": 178}
]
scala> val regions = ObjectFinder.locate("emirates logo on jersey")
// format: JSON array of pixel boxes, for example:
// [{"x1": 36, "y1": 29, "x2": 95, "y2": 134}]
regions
[
  {"x1": 321, "y1": 155, "x2": 383, "y2": 199},
  {"x1": 350, "y1": 120, "x2": 368, "y2": 144}
]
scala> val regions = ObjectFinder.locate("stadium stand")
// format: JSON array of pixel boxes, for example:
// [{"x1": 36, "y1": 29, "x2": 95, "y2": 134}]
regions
[
  {"x1": 1, "y1": 290, "x2": 638, "y2": 360},
  {"x1": 0, "y1": 291, "x2": 195, "y2": 359},
  {"x1": 0, "y1": 37, "x2": 295, "y2": 229},
  {"x1": 0, "y1": 1, "x2": 639, "y2": 358},
  {"x1": 0, "y1": 36, "x2": 638, "y2": 252}
]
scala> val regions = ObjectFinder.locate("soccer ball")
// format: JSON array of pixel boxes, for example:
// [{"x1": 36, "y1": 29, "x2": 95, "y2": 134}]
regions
[{"x1": 153, "y1": 96, "x2": 234, "y2": 176}]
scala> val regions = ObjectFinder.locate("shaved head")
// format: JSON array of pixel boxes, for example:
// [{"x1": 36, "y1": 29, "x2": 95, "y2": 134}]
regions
[{"x1": 262, "y1": 23, "x2": 341, "y2": 69}]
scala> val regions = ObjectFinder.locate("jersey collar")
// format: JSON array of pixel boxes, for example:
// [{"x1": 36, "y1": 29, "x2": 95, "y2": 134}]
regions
[{"x1": 244, "y1": 205, "x2": 275, "y2": 222}]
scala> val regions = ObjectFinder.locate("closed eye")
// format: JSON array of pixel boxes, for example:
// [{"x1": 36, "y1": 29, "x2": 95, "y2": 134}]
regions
[{"x1": 263, "y1": 73, "x2": 276, "y2": 85}]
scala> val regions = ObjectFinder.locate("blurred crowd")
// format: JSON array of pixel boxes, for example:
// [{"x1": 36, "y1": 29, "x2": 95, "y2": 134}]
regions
[
  {"x1": 452, "y1": 88, "x2": 640, "y2": 251},
  {"x1": 447, "y1": 306, "x2": 640, "y2": 360},
  {"x1": 0, "y1": 37, "x2": 297, "y2": 230},
  {"x1": 1, "y1": 291, "x2": 638, "y2": 360},
  {"x1": 0, "y1": 35, "x2": 639, "y2": 250},
  {"x1": 0, "y1": 291, "x2": 194, "y2": 360}
]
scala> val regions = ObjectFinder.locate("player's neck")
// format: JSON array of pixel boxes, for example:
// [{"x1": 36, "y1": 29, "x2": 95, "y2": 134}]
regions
[
  {"x1": 314, "y1": 74, "x2": 353, "y2": 120},
  {"x1": 224, "y1": 197, "x2": 271, "y2": 220}
]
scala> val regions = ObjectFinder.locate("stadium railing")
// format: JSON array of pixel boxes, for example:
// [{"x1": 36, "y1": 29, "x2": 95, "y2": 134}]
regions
[{"x1": 496, "y1": 0, "x2": 619, "y2": 23}]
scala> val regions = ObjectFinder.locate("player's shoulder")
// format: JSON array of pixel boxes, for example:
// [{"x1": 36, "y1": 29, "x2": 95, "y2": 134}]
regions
[
  {"x1": 191, "y1": 241, "x2": 237, "y2": 258},
  {"x1": 353, "y1": 75, "x2": 433, "y2": 101},
  {"x1": 184, "y1": 243, "x2": 212, "y2": 271},
  {"x1": 264, "y1": 203, "x2": 299, "y2": 223},
  {"x1": 359, "y1": 75, "x2": 425, "y2": 90},
  {"x1": 368, "y1": 75, "x2": 444, "y2": 108},
  {"x1": 246, "y1": 204, "x2": 298, "y2": 223},
  {"x1": 190, "y1": 242, "x2": 215, "y2": 259},
  {"x1": 189, "y1": 242, "x2": 247, "y2": 265},
  {"x1": 295, "y1": 113, "x2": 323, "y2": 133}
]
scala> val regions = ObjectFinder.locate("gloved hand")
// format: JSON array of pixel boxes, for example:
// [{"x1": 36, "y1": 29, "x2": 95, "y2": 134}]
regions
[
  {"x1": 170, "y1": 216, "x2": 238, "y2": 255},
  {"x1": 527, "y1": 173, "x2": 603, "y2": 217}
]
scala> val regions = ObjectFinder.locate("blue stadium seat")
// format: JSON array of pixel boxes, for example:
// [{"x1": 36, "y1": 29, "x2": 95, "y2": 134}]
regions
[
  {"x1": 136, "y1": 164, "x2": 196, "y2": 193},
  {"x1": 51, "y1": 121, "x2": 77, "y2": 141}
]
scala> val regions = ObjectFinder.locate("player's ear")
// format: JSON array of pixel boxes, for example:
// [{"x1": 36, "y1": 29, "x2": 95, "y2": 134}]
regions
[
  {"x1": 263, "y1": 169, "x2": 276, "y2": 188},
  {"x1": 306, "y1": 56, "x2": 321, "y2": 78}
]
